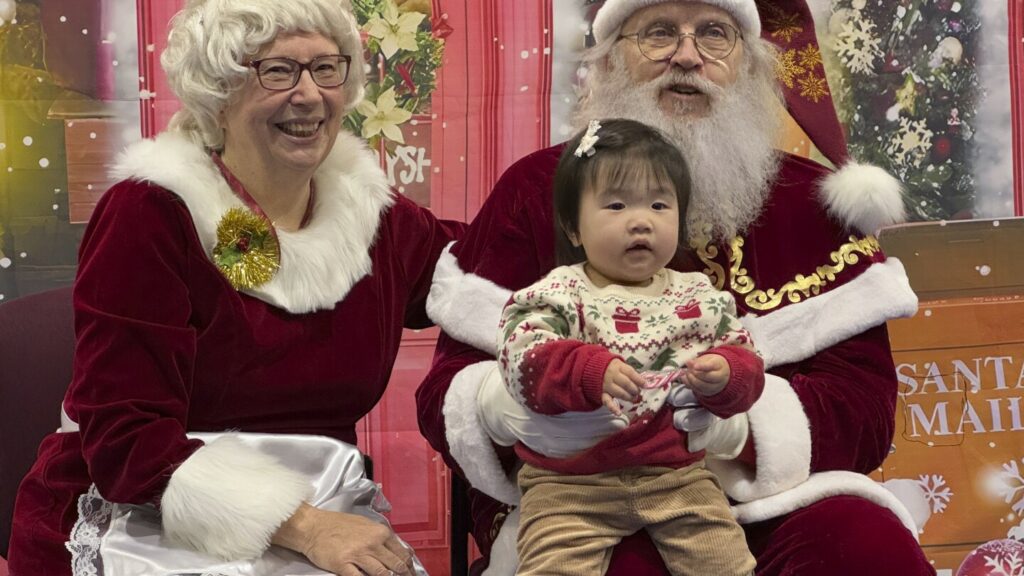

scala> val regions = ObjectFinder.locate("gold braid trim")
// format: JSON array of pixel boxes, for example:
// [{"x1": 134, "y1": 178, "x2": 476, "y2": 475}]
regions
[{"x1": 694, "y1": 234, "x2": 883, "y2": 312}]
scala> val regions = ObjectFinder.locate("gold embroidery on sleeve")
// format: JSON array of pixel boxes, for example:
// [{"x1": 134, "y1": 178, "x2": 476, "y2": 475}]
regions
[{"x1": 694, "y1": 234, "x2": 882, "y2": 312}]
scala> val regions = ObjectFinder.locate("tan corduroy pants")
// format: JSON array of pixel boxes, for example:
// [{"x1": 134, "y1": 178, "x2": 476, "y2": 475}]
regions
[{"x1": 516, "y1": 462, "x2": 755, "y2": 576}]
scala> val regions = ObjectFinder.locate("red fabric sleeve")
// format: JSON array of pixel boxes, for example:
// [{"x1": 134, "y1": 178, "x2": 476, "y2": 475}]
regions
[
  {"x1": 783, "y1": 323, "x2": 898, "y2": 474},
  {"x1": 517, "y1": 340, "x2": 616, "y2": 414},
  {"x1": 68, "y1": 182, "x2": 204, "y2": 505},
  {"x1": 695, "y1": 344, "x2": 765, "y2": 418},
  {"x1": 384, "y1": 193, "x2": 466, "y2": 329}
]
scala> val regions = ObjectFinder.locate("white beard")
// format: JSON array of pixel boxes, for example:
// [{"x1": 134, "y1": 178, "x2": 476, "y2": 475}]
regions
[{"x1": 575, "y1": 52, "x2": 783, "y2": 243}]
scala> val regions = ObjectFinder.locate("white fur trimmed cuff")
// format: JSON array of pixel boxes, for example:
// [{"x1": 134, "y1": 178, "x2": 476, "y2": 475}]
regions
[
  {"x1": 443, "y1": 361, "x2": 522, "y2": 505},
  {"x1": 742, "y1": 258, "x2": 918, "y2": 370},
  {"x1": 161, "y1": 435, "x2": 312, "y2": 560},
  {"x1": 427, "y1": 244, "x2": 512, "y2": 356},
  {"x1": 482, "y1": 508, "x2": 520, "y2": 576},
  {"x1": 708, "y1": 374, "x2": 811, "y2": 502}
]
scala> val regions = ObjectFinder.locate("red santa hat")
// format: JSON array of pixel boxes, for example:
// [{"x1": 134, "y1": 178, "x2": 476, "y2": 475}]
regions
[{"x1": 591, "y1": 0, "x2": 850, "y2": 168}]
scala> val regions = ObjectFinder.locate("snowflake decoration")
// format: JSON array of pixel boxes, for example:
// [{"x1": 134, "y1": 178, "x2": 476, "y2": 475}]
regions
[
  {"x1": 985, "y1": 550, "x2": 1024, "y2": 576},
  {"x1": 798, "y1": 75, "x2": 829, "y2": 103},
  {"x1": 776, "y1": 50, "x2": 799, "y2": 89},
  {"x1": 1009, "y1": 519, "x2": 1024, "y2": 542},
  {"x1": 885, "y1": 117, "x2": 933, "y2": 168},
  {"x1": 797, "y1": 44, "x2": 822, "y2": 71},
  {"x1": 834, "y1": 17, "x2": 882, "y2": 75},
  {"x1": 766, "y1": 11, "x2": 803, "y2": 44},
  {"x1": 996, "y1": 459, "x2": 1024, "y2": 516},
  {"x1": 917, "y1": 474, "x2": 953, "y2": 514}
]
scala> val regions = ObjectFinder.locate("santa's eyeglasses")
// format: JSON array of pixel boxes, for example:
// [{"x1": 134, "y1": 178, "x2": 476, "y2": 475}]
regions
[{"x1": 619, "y1": 21, "x2": 742, "y2": 61}]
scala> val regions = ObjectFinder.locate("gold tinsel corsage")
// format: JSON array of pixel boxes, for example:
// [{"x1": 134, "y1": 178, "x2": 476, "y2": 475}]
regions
[{"x1": 212, "y1": 207, "x2": 280, "y2": 290}]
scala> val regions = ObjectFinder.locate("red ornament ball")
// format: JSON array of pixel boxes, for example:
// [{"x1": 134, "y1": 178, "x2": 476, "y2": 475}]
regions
[
  {"x1": 957, "y1": 539, "x2": 1024, "y2": 576},
  {"x1": 932, "y1": 136, "x2": 953, "y2": 163}
]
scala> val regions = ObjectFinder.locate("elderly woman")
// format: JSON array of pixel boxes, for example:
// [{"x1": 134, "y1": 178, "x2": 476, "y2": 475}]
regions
[{"x1": 7, "y1": 0, "x2": 461, "y2": 574}]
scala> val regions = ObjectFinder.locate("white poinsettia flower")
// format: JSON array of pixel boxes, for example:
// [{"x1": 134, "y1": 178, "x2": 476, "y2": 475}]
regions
[
  {"x1": 365, "y1": 0, "x2": 426, "y2": 59},
  {"x1": 355, "y1": 87, "x2": 413, "y2": 143}
]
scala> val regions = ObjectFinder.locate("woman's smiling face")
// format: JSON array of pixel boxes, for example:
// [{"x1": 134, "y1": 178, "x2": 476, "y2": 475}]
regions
[{"x1": 220, "y1": 31, "x2": 347, "y2": 176}]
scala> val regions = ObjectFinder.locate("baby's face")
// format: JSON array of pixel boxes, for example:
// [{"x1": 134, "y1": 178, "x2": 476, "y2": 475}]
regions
[{"x1": 573, "y1": 180, "x2": 680, "y2": 288}]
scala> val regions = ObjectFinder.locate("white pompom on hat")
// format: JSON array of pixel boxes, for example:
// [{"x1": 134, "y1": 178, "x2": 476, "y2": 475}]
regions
[{"x1": 592, "y1": 0, "x2": 761, "y2": 42}]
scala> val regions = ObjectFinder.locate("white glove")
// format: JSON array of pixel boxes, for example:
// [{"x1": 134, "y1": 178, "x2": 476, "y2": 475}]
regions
[
  {"x1": 676, "y1": 410, "x2": 750, "y2": 460},
  {"x1": 668, "y1": 386, "x2": 714, "y2": 429},
  {"x1": 476, "y1": 364, "x2": 626, "y2": 459},
  {"x1": 669, "y1": 386, "x2": 750, "y2": 460}
]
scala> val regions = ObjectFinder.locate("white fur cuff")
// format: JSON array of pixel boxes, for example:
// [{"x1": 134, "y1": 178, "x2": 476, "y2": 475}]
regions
[
  {"x1": 161, "y1": 435, "x2": 312, "y2": 560},
  {"x1": 731, "y1": 471, "x2": 920, "y2": 541},
  {"x1": 482, "y1": 508, "x2": 520, "y2": 576},
  {"x1": 708, "y1": 374, "x2": 811, "y2": 502},
  {"x1": 427, "y1": 245, "x2": 511, "y2": 356},
  {"x1": 443, "y1": 361, "x2": 522, "y2": 505}
]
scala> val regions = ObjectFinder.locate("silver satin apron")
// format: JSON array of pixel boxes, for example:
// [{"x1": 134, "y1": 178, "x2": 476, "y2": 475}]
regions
[{"x1": 67, "y1": 432, "x2": 429, "y2": 576}]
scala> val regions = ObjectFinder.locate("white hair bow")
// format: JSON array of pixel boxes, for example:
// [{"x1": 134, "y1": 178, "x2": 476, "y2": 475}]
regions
[{"x1": 574, "y1": 120, "x2": 602, "y2": 158}]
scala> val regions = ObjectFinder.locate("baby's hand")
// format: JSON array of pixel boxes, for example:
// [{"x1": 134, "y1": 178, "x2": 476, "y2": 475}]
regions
[
  {"x1": 684, "y1": 353, "x2": 730, "y2": 396},
  {"x1": 602, "y1": 359, "x2": 644, "y2": 416}
]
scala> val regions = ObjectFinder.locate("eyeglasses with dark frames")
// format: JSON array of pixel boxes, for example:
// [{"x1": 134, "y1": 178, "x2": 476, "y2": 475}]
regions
[
  {"x1": 619, "y1": 21, "x2": 742, "y2": 62},
  {"x1": 248, "y1": 54, "x2": 352, "y2": 91}
]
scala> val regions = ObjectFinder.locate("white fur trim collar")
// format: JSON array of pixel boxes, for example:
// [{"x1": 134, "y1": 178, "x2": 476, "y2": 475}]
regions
[{"x1": 111, "y1": 130, "x2": 394, "y2": 313}]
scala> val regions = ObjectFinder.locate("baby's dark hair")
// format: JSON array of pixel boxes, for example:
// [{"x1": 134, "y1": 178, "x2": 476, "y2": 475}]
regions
[{"x1": 553, "y1": 118, "x2": 692, "y2": 266}]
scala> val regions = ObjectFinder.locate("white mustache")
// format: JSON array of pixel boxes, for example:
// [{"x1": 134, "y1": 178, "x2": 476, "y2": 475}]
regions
[{"x1": 654, "y1": 72, "x2": 725, "y2": 101}]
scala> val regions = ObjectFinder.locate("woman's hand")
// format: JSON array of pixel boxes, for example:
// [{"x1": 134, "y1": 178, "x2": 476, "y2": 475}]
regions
[{"x1": 272, "y1": 503, "x2": 415, "y2": 576}]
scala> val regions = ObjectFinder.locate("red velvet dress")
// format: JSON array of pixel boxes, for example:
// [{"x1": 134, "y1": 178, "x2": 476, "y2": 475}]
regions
[
  {"x1": 8, "y1": 131, "x2": 462, "y2": 575},
  {"x1": 416, "y1": 144, "x2": 934, "y2": 575}
]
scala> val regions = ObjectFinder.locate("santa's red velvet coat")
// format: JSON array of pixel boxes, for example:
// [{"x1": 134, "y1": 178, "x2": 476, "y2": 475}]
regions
[
  {"x1": 417, "y1": 144, "x2": 936, "y2": 575},
  {"x1": 8, "y1": 130, "x2": 462, "y2": 574}
]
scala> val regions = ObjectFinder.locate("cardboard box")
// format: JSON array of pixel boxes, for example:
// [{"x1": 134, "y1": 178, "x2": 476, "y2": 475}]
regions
[{"x1": 878, "y1": 218, "x2": 1024, "y2": 574}]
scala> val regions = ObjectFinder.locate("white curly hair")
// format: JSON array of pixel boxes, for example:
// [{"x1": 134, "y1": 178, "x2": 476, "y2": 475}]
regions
[{"x1": 161, "y1": 0, "x2": 365, "y2": 150}]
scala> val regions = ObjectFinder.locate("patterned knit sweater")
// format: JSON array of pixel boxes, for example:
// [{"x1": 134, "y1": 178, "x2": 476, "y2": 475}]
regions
[{"x1": 497, "y1": 264, "x2": 764, "y2": 474}]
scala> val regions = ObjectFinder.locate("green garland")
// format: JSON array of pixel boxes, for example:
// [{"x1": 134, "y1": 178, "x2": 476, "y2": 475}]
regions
[
  {"x1": 345, "y1": 0, "x2": 446, "y2": 151},
  {"x1": 828, "y1": 0, "x2": 981, "y2": 221}
]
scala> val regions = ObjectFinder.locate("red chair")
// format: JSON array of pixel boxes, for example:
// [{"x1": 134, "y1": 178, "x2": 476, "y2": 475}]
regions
[{"x1": 0, "y1": 286, "x2": 75, "y2": 561}]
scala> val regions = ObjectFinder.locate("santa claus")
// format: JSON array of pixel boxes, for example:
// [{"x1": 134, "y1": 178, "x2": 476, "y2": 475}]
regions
[{"x1": 418, "y1": 0, "x2": 933, "y2": 574}]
